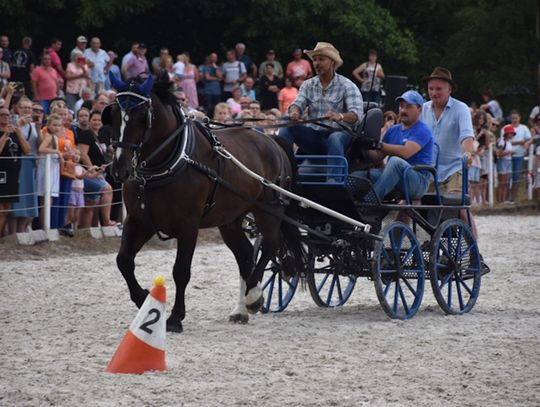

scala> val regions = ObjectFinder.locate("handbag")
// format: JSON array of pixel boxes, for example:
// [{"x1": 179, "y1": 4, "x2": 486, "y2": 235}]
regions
[{"x1": 60, "y1": 159, "x2": 76, "y2": 180}]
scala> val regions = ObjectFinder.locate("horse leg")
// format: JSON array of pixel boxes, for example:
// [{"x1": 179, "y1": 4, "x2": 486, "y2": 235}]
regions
[
  {"x1": 244, "y1": 212, "x2": 281, "y2": 314},
  {"x1": 219, "y1": 220, "x2": 254, "y2": 324},
  {"x1": 116, "y1": 216, "x2": 154, "y2": 308},
  {"x1": 167, "y1": 225, "x2": 199, "y2": 333}
]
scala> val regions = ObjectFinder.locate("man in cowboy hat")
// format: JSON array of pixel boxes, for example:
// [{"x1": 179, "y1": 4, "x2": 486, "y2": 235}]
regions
[{"x1": 279, "y1": 42, "x2": 363, "y2": 170}]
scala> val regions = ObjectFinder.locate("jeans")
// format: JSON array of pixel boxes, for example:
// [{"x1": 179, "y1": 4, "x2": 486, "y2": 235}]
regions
[
  {"x1": 352, "y1": 156, "x2": 431, "y2": 201},
  {"x1": 278, "y1": 125, "x2": 352, "y2": 177},
  {"x1": 511, "y1": 156, "x2": 524, "y2": 183}
]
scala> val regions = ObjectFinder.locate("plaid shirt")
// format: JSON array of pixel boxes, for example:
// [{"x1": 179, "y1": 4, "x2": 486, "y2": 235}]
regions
[{"x1": 289, "y1": 73, "x2": 363, "y2": 130}]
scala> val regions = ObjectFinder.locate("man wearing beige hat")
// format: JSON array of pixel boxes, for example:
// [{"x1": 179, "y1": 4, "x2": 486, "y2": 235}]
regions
[
  {"x1": 70, "y1": 36, "x2": 88, "y2": 62},
  {"x1": 279, "y1": 42, "x2": 363, "y2": 168}
]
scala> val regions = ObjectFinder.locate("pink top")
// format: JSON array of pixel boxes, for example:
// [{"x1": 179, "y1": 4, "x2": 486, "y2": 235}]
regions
[
  {"x1": 31, "y1": 66, "x2": 59, "y2": 100},
  {"x1": 47, "y1": 48, "x2": 63, "y2": 75},
  {"x1": 65, "y1": 63, "x2": 89, "y2": 95},
  {"x1": 278, "y1": 87, "x2": 298, "y2": 114},
  {"x1": 286, "y1": 60, "x2": 312, "y2": 79}
]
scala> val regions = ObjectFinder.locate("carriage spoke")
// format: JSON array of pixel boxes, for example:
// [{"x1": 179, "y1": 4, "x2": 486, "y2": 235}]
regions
[
  {"x1": 278, "y1": 276, "x2": 283, "y2": 308},
  {"x1": 316, "y1": 273, "x2": 330, "y2": 293},
  {"x1": 261, "y1": 270, "x2": 276, "y2": 291},
  {"x1": 398, "y1": 282, "x2": 410, "y2": 315},
  {"x1": 439, "y1": 240, "x2": 452, "y2": 261},
  {"x1": 326, "y1": 274, "x2": 337, "y2": 304},
  {"x1": 455, "y1": 276, "x2": 464, "y2": 310},
  {"x1": 447, "y1": 276, "x2": 452, "y2": 307},
  {"x1": 384, "y1": 279, "x2": 393, "y2": 297},
  {"x1": 455, "y1": 227, "x2": 463, "y2": 262},
  {"x1": 401, "y1": 243, "x2": 418, "y2": 265},
  {"x1": 393, "y1": 279, "x2": 399, "y2": 314},
  {"x1": 438, "y1": 270, "x2": 453, "y2": 289},
  {"x1": 265, "y1": 277, "x2": 275, "y2": 310},
  {"x1": 401, "y1": 276, "x2": 417, "y2": 297},
  {"x1": 456, "y1": 275, "x2": 474, "y2": 296},
  {"x1": 336, "y1": 276, "x2": 343, "y2": 302},
  {"x1": 457, "y1": 242, "x2": 476, "y2": 262}
]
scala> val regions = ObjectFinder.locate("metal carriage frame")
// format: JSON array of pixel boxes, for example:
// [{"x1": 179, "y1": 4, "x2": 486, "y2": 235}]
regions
[{"x1": 256, "y1": 152, "x2": 482, "y2": 320}]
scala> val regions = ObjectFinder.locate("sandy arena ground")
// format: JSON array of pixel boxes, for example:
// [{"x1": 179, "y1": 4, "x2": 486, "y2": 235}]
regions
[{"x1": 1, "y1": 214, "x2": 539, "y2": 406}]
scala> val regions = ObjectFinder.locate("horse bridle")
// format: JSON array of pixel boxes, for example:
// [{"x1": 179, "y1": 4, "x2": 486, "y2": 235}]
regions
[{"x1": 112, "y1": 90, "x2": 154, "y2": 152}]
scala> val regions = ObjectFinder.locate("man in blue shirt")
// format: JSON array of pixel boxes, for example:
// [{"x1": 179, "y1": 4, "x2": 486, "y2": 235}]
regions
[
  {"x1": 353, "y1": 90, "x2": 433, "y2": 201},
  {"x1": 278, "y1": 42, "x2": 363, "y2": 162}
]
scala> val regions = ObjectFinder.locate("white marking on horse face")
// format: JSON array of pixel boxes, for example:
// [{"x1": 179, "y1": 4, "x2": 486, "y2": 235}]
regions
[
  {"x1": 245, "y1": 282, "x2": 262, "y2": 306},
  {"x1": 115, "y1": 110, "x2": 128, "y2": 161}
]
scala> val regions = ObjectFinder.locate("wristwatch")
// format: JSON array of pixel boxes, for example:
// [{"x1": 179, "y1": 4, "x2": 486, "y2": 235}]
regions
[{"x1": 376, "y1": 140, "x2": 384, "y2": 150}]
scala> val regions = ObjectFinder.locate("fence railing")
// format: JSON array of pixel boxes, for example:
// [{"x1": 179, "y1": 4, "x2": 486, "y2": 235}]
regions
[{"x1": 0, "y1": 154, "x2": 124, "y2": 231}]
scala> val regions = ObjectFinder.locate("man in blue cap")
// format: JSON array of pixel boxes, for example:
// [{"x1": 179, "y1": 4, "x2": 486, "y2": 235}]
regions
[{"x1": 354, "y1": 90, "x2": 434, "y2": 201}]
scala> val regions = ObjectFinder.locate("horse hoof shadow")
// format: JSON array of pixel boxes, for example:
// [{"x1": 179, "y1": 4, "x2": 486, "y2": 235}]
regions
[
  {"x1": 229, "y1": 313, "x2": 249, "y2": 324},
  {"x1": 166, "y1": 319, "x2": 183, "y2": 333},
  {"x1": 246, "y1": 296, "x2": 264, "y2": 315}
]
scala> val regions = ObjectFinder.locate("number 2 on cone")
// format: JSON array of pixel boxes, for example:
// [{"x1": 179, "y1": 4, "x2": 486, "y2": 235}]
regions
[{"x1": 139, "y1": 308, "x2": 161, "y2": 334}]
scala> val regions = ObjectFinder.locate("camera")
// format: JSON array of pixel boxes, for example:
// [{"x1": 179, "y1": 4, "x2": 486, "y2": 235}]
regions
[{"x1": 15, "y1": 82, "x2": 24, "y2": 91}]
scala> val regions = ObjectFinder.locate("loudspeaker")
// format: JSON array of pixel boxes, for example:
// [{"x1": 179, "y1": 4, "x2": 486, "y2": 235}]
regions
[{"x1": 384, "y1": 75, "x2": 408, "y2": 113}]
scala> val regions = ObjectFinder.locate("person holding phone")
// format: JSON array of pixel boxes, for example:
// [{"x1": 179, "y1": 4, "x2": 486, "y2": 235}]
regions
[
  {"x1": 76, "y1": 110, "x2": 117, "y2": 228},
  {"x1": 0, "y1": 106, "x2": 30, "y2": 236},
  {"x1": 9, "y1": 97, "x2": 40, "y2": 233}
]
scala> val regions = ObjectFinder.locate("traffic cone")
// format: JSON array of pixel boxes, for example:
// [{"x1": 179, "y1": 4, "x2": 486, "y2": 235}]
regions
[{"x1": 105, "y1": 275, "x2": 167, "y2": 374}]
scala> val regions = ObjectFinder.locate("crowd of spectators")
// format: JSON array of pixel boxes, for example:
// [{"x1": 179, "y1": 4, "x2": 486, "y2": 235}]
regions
[{"x1": 0, "y1": 33, "x2": 539, "y2": 237}]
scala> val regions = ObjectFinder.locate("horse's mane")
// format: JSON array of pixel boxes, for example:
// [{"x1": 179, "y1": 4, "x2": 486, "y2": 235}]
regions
[{"x1": 152, "y1": 73, "x2": 178, "y2": 107}]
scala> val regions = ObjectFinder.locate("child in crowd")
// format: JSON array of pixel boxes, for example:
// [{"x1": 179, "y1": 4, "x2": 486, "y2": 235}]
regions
[
  {"x1": 66, "y1": 148, "x2": 98, "y2": 232},
  {"x1": 469, "y1": 138, "x2": 483, "y2": 206},
  {"x1": 496, "y1": 124, "x2": 515, "y2": 203},
  {"x1": 36, "y1": 113, "x2": 63, "y2": 228},
  {"x1": 212, "y1": 102, "x2": 232, "y2": 124}
]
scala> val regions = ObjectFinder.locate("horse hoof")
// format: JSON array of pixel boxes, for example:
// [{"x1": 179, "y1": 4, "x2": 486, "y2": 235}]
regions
[
  {"x1": 166, "y1": 319, "x2": 183, "y2": 333},
  {"x1": 229, "y1": 313, "x2": 249, "y2": 324},
  {"x1": 246, "y1": 296, "x2": 264, "y2": 315}
]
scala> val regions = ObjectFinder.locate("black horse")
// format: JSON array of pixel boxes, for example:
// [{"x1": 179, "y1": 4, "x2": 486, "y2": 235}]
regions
[{"x1": 104, "y1": 74, "x2": 298, "y2": 332}]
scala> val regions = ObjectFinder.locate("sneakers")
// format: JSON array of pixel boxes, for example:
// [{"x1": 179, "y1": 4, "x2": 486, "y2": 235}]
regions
[
  {"x1": 503, "y1": 200, "x2": 515, "y2": 205},
  {"x1": 58, "y1": 224, "x2": 75, "y2": 238}
]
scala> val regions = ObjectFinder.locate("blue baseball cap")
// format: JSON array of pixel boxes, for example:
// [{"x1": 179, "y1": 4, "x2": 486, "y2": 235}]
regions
[{"x1": 395, "y1": 90, "x2": 424, "y2": 107}]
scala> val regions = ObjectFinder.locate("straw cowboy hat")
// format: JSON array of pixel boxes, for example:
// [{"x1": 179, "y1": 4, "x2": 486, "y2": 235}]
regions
[
  {"x1": 304, "y1": 42, "x2": 343, "y2": 69},
  {"x1": 422, "y1": 66, "x2": 458, "y2": 91}
]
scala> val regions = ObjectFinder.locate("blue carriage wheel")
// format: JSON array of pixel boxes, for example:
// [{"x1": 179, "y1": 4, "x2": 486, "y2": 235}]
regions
[
  {"x1": 372, "y1": 222, "x2": 425, "y2": 320},
  {"x1": 429, "y1": 219, "x2": 481, "y2": 315},
  {"x1": 254, "y1": 238, "x2": 299, "y2": 313},
  {"x1": 306, "y1": 252, "x2": 357, "y2": 307}
]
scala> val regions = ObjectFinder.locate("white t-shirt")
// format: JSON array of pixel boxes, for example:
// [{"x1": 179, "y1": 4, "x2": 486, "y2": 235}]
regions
[
  {"x1": 497, "y1": 137, "x2": 513, "y2": 160},
  {"x1": 487, "y1": 100, "x2": 503, "y2": 120},
  {"x1": 529, "y1": 106, "x2": 539, "y2": 120},
  {"x1": 172, "y1": 61, "x2": 185, "y2": 78}
]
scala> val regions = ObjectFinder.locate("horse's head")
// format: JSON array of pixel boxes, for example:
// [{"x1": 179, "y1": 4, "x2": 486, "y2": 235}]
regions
[{"x1": 104, "y1": 73, "x2": 155, "y2": 182}]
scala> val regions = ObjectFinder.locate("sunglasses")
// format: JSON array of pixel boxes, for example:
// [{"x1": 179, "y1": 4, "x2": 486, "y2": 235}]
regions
[{"x1": 33, "y1": 108, "x2": 44, "y2": 113}]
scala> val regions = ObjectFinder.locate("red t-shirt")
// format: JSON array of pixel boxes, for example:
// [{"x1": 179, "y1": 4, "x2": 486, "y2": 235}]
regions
[
  {"x1": 31, "y1": 66, "x2": 59, "y2": 100},
  {"x1": 47, "y1": 48, "x2": 63, "y2": 75},
  {"x1": 278, "y1": 86, "x2": 298, "y2": 114}
]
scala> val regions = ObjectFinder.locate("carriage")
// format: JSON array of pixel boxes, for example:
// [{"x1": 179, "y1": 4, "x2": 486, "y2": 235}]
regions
[
  {"x1": 254, "y1": 106, "x2": 482, "y2": 320},
  {"x1": 106, "y1": 75, "x2": 483, "y2": 331}
]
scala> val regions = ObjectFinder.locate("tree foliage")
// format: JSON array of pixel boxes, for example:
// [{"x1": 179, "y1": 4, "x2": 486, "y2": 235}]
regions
[{"x1": 0, "y1": 0, "x2": 536, "y2": 109}]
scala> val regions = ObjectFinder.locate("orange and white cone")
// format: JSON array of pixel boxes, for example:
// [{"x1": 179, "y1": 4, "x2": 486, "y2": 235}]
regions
[{"x1": 105, "y1": 276, "x2": 167, "y2": 374}]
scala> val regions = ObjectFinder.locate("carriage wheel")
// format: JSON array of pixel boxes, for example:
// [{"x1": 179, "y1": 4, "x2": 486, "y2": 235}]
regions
[
  {"x1": 372, "y1": 222, "x2": 425, "y2": 320},
  {"x1": 306, "y1": 251, "x2": 357, "y2": 307},
  {"x1": 429, "y1": 219, "x2": 481, "y2": 315},
  {"x1": 254, "y1": 237, "x2": 299, "y2": 313}
]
